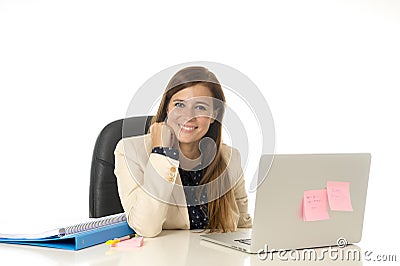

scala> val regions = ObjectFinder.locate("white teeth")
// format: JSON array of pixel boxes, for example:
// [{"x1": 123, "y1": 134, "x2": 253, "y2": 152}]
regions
[{"x1": 179, "y1": 124, "x2": 196, "y2": 131}]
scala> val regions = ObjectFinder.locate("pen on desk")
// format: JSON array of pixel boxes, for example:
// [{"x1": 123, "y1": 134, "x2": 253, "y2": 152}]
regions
[{"x1": 105, "y1": 233, "x2": 138, "y2": 245}]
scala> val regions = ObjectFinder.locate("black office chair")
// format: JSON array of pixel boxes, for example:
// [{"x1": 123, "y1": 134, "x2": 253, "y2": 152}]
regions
[{"x1": 89, "y1": 116, "x2": 153, "y2": 218}]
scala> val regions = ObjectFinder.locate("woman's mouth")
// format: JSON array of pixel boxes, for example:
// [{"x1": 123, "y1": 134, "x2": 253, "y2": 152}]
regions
[{"x1": 178, "y1": 124, "x2": 198, "y2": 132}]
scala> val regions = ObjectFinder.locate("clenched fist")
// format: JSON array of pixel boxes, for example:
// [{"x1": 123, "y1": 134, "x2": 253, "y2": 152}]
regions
[{"x1": 150, "y1": 122, "x2": 176, "y2": 148}]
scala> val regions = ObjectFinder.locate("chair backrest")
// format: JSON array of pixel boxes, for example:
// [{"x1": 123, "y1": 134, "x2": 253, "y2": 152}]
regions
[{"x1": 89, "y1": 116, "x2": 153, "y2": 218}]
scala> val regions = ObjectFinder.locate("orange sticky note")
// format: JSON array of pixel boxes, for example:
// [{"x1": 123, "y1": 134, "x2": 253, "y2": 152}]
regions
[
  {"x1": 326, "y1": 181, "x2": 353, "y2": 211},
  {"x1": 303, "y1": 189, "x2": 330, "y2": 221}
]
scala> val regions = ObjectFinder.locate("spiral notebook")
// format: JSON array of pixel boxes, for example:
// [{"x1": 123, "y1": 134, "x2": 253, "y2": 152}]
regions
[{"x1": 0, "y1": 213, "x2": 135, "y2": 250}]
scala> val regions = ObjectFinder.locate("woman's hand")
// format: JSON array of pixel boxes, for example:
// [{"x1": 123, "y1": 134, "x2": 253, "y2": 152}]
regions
[{"x1": 150, "y1": 122, "x2": 176, "y2": 148}]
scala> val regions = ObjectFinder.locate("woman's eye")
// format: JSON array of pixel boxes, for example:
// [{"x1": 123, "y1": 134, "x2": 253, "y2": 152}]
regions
[
  {"x1": 195, "y1": 105, "x2": 207, "y2": 111},
  {"x1": 174, "y1": 102, "x2": 185, "y2": 108}
]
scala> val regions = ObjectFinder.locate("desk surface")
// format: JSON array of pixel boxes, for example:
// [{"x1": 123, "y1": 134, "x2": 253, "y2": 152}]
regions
[{"x1": 0, "y1": 230, "x2": 363, "y2": 265}]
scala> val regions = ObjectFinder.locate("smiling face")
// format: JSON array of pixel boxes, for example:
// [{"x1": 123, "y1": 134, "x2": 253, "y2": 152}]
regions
[{"x1": 166, "y1": 83, "x2": 216, "y2": 145}]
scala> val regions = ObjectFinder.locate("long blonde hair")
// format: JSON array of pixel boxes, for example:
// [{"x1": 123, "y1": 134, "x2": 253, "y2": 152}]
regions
[{"x1": 151, "y1": 66, "x2": 237, "y2": 232}]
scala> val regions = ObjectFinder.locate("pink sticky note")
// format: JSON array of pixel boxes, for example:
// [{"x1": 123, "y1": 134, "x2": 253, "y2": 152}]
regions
[
  {"x1": 326, "y1": 181, "x2": 353, "y2": 211},
  {"x1": 303, "y1": 189, "x2": 330, "y2": 221},
  {"x1": 112, "y1": 237, "x2": 144, "y2": 248}
]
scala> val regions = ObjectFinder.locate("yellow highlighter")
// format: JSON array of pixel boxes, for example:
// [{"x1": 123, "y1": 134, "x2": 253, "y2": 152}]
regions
[{"x1": 105, "y1": 234, "x2": 138, "y2": 245}]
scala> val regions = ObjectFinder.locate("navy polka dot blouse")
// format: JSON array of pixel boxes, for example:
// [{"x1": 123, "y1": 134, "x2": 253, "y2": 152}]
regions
[{"x1": 152, "y1": 147, "x2": 209, "y2": 229}]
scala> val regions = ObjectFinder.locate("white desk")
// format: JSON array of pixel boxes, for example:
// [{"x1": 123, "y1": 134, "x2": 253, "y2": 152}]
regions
[{"x1": 0, "y1": 230, "x2": 363, "y2": 265}]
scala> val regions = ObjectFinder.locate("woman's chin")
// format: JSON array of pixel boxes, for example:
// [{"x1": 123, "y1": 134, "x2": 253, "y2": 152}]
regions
[{"x1": 177, "y1": 136, "x2": 200, "y2": 145}]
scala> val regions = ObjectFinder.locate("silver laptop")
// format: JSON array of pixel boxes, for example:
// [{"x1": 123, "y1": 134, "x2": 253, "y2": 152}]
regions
[{"x1": 201, "y1": 153, "x2": 371, "y2": 253}]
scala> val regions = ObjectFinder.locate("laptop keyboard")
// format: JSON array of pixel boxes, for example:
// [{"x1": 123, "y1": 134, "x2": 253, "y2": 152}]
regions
[{"x1": 234, "y1": 238, "x2": 252, "y2": 245}]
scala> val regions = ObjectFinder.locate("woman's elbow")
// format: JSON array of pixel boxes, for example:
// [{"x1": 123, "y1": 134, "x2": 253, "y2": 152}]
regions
[{"x1": 126, "y1": 213, "x2": 163, "y2": 238}]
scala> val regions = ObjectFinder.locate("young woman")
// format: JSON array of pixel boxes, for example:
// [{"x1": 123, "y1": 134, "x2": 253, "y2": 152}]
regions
[{"x1": 114, "y1": 66, "x2": 252, "y2": 237}]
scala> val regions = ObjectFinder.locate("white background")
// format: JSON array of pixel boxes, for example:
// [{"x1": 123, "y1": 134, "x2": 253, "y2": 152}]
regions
[{"x1": 0, "y1": 0, "x2": 399, "y2": 264}]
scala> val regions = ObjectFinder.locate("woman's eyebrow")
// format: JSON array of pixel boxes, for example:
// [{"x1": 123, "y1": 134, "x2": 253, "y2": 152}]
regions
[
  {"x1": 172, "y1": 99, "x2": 211, "y2": 106},
  {"x1": 195, "y1": 101, "x2": 211, "y2": 106}
]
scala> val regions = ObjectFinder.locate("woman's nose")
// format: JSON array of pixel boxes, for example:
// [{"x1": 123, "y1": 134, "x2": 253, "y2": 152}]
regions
[{"x1": 180, "y1": 107, "x2": 196, "y2": 121}]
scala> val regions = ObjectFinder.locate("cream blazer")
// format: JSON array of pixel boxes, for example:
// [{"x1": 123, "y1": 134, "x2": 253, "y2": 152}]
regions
[{"x1": 114, "y1": 134, "x2": 252, "y2": 237}]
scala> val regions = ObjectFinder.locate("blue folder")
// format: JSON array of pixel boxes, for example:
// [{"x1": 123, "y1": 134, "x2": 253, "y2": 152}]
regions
[{"x1": 0, "y1": 221, "x2": 135, "y2": 250}]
